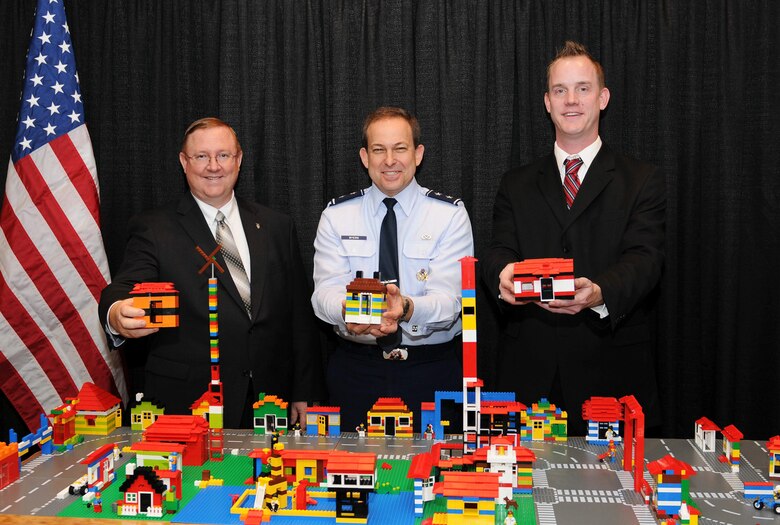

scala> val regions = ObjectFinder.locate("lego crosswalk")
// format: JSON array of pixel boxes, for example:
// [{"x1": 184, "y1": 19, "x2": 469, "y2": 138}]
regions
[
  {"x1": 21, "y1": 454, "x2": 51, "y2": 471},
  {"x1": 616, "y1": 470, "x2": 637, "y2": 491},
  {"x1": 536, "y1": 502, "x2": 557, "y2": 524},
  {"x1": 690, "y1": 491, "x2": 736, "y2": 499},
  {"x1": 533, "y1": 469, "x2": 550, "y2": 488},
  {"x1": 377, "y1": 453, "x2": 412, "y2": 460},
  {"x1": 556, "y1": 489, "x2": 622, "y2": 504},
  {"x1": 548, "y1": 463, "x2": 609, "y2": 470},
  {"x1": 632, "y1": 504, "x2": 657, "y2": 524},
  {"x1": 721, "y1": 472, "x2": 743, "y2": 492}
]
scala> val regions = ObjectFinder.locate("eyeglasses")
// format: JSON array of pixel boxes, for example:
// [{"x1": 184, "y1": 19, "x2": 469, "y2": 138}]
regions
[{"x1": 185, "y1": 152, "x2": 238, "y2": 166}]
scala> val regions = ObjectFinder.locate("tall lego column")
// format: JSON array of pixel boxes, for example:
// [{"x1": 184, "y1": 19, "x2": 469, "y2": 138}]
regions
[
  {"x1": 460, "y1": 256, "x2": 481, "y2": 453},
  {"x1": 207, "y1": 277, "x2": 225, "y2": 460}
]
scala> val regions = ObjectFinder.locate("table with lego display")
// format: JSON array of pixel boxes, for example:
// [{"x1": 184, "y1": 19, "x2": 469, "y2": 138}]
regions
[
  {"x1": 1, "y1": 424, "x2": 779, "y2": 525},
  {"x1": 4, "y1": 260, "x2": 778, "y2": 524}
]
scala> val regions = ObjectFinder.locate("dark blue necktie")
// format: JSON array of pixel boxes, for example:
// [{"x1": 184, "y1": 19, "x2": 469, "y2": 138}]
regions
[
  {"x1": 379, "y1": 198, "x2": 399, "y2": 284},
  {"x1": 377, "y1": 197, "x2": 401, "y2": 350}
]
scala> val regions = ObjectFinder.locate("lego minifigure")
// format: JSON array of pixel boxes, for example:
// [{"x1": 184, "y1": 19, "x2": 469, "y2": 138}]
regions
[
  {"x1": 92, "y1": 491, "x2": 102, "y2": 513},
  {"x1": 504, "y1": 509, "x2": 516, "y2": 525},
  {"x1": 356, "y1": 423, "x2": 367, "y2": 437}
]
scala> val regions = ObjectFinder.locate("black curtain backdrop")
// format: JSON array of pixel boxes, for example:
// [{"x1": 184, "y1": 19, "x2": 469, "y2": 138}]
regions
[{"x1": 2, "y1": 0, "x2": 777, "y2": 439}]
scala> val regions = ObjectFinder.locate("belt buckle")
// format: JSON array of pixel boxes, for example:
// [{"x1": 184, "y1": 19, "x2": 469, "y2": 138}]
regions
[{"x1": 382, "y1": 348, "x2": 408, "y2": 361}]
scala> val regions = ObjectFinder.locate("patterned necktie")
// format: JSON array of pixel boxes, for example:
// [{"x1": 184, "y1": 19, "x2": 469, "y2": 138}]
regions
[
  {"x1": 379, "y1": 198, "x2": 399, "y2": 285},
  {"x1": 215, "y1": 211, "x2": 251, "y2": 316},
  {"x1": 563, "y1": 157, "x2": 583, "y2": 209}
]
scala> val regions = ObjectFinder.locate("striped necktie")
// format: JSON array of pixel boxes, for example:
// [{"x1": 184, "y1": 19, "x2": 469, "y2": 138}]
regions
[
  {"x1": 563, "y1": 157, "x2": 583, "y2": 209},
  {"x1": 215, "y1": 211, "x2": 251, "y2": 316}
]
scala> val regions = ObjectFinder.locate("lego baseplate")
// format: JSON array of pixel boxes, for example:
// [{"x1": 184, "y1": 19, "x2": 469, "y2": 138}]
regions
[{"x1": 0, "y1": 428, "x2": 777, "y2": 525}]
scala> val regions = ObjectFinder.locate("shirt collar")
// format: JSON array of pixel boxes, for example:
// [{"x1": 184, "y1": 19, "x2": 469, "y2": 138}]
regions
[
  {"x1": 192, "y1": 191, "x2": 238, "y2": 226},
  {"x1": 369, "y1": 178, "x2": 419, "y2": 217},
  {"x1": 553, "y1": 136, "x2": 603, "y2": 176}
]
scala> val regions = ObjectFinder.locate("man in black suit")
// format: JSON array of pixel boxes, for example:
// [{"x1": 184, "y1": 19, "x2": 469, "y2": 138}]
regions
[
  {"x1": 99, "y1": 117, "x2": 324, "y2": 429},
  {"x1": 482, "y1": 41, "x2": 665, "y2": 435}
]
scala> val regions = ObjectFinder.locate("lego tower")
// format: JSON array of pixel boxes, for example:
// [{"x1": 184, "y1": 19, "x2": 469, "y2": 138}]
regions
[{"x1": 460, "y1": 256, "x2": 481, "y2": 452}]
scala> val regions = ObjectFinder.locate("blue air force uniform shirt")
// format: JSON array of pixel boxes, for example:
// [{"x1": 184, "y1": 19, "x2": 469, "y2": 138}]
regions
[{"x1": 311, "y1": 178, "x2": 474, "y2": 346}]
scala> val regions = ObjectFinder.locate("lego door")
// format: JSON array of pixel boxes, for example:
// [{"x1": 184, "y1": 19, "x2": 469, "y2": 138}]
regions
[
  {"x1": 318, "y1": 415, "x2": 327, "y2": 435},
  {"x1": 139, "y1": 491, "x2": 153, "y2": 514},
  {"x1": 265, "y1": 415, "x2": 276, "y2": 432},
  {"x1": 385, "y1": 416, "x2": 396, "y2": 436},
  {"x1": 532, "y1": 420, "x2": 544, "y2": 440}
]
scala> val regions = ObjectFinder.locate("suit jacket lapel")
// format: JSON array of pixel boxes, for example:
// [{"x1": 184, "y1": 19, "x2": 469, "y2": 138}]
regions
[
  {"x1": 238, "y1": 198, "x2": 268, "y2": 321},
  {"x1": 176, "y1": 194, "x2": 246, "y2": 315},
  {"x1": 566, "y1": 146, "x2": 615, "y2": 226},
  {"x1": 537, "y1": 154, "x2": 569, "y2": 229},
  {"x1": 537, "y1": 146, "x2": 617, "y2": 232}
]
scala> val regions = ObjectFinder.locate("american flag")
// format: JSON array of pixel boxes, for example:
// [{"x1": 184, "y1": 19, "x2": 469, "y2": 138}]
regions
[{"x1": 0, "y1": 0, "x2": 126, "y2": 432}]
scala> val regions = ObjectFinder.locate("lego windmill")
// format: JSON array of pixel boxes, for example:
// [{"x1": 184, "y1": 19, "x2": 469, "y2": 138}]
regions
[{"x1": 190, "y1": 245, "x2": 226, "y2": 461}]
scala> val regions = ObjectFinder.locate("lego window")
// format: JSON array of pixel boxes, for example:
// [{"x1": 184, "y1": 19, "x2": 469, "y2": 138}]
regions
[
  {"x1": 132, "y1": 414, "x2": 141, "y2": 423},
  {"x1": 521, "y1": 282, "x2": 534, "y2": 291},
  {"x1": 360, "y1": 293, "x2": 372, "y2": 315},
  {"x1": 332, "y1": 474, "x2": 342, "y2": 485},
  {"x1": 399, "y1": 417, "x2": 410, "y2": 426},
  {"x1": 126, "y1": 493, "x2": 137, "y2": 503},
  {"x1": 254, "y1": 417, "x2": 264, "y2": 427},
  {"x1": 345, "y1": 475, "x2": 358, "y2": 485},
  {"x1": 278, "y1": 417, "x2": 288, "y2": 427},
  {"x1": 359, "y1": 475, "x2": 373, "y2": 486},
  {"x1": 463, "y1": 306, "x2": 475, "y2": 315},
  {"x1": 371, "y1": 416, "x2": 381, "y2": 425}
]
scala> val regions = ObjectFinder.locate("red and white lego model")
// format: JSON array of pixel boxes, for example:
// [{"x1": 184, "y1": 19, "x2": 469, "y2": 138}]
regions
[{"x1": 512, "y1": 258, "x2": 575, "y2": 302}]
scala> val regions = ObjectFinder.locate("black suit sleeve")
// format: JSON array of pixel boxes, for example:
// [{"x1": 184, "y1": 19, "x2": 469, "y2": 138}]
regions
[
  {"x1": 481, "y1": 169, "x2": 523, "y2": 297},
  {"x1": 594, "y1": 162, "x2": 665, "y2": 328}
]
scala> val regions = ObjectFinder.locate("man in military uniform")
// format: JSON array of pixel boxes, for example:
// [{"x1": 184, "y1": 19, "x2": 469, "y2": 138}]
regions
[{"x1": 312, "y1": 107, "x2": 474, "y2": 431}]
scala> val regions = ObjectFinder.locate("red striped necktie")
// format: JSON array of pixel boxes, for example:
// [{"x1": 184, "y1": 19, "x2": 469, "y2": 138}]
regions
[{"x1": 563, "y1": 157, "x2": 583, "y2": 209}]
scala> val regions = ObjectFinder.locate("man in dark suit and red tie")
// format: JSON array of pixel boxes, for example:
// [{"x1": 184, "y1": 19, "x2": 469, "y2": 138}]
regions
[
  {"x1": 99, "y1": 117, "x2": 325, "y2": 429},
  {"x1": 482, "y1": 41, "x2": 665, "y2": 435}
]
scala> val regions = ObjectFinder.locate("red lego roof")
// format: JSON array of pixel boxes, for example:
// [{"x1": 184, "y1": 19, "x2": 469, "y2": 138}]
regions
[
  {"x1": 695, "y1": 417, "x2": 720, "y2": 432},
  {"x1": 369, "y1": 397, "x2": 410, "y2": 413},
  {"x1": 326, "y1": 452, "x2": 376, "y2": 474},
  {"x1": 191, "y1": 391, "x2": 222, "y2": 410},
  {"x1": 481, "y1": 401, "x2": 526, "y2": 414},
  {"x1": 407, "y1": 452, "x2": 435, "y2": 479},
  {"x1": 434, "y1": 471, "x2": 500, "y2": 498},
  {"x1": 582, "y1": 396, "x2": 622, "y2": 422},
  {"x1": 307, "y1": 406, "x2": 340, "y2": 414},
  {"x1": 515, "y1": 445, "x2": 536, "y2": 463},
  {"x1": 647, "y1": 454, "x2": 696, "y2": 478},
  {"x1": 721, "y1": 424, "x2": 743, "y2": 442},
  {"x1": 81, "y1": 443, "x2": 116, "y2": 465},
  {"x1": 76, "y1": 382, "x2": 121, "y2": 412},
  {"x1": 767, "y1": 435, "x2": 780, "y2": 452},
  {"x1": 131, "y1": 441, "x2": 186, "y2": 454},
  {"x1": 144, "y1": 415, "x2": 209, "y2": 442}
]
